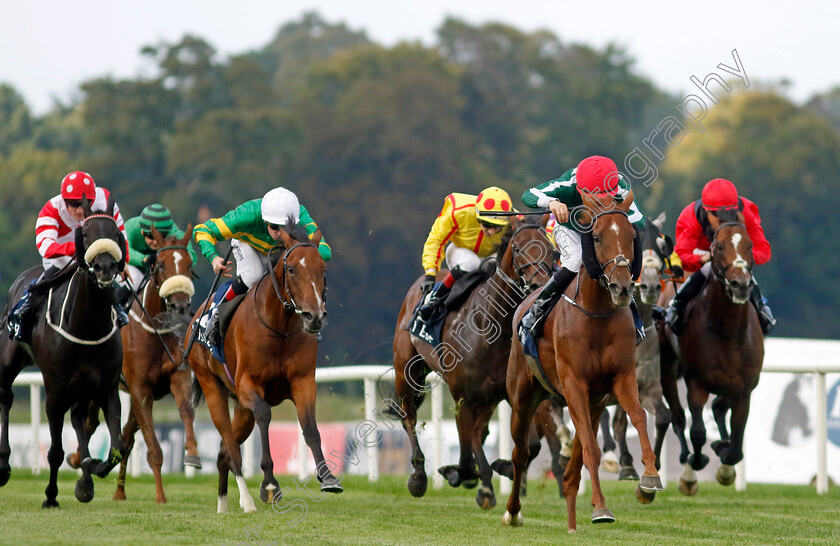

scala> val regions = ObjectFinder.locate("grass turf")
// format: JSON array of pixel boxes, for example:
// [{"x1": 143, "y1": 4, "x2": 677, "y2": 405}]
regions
[{"x1": 0, "y1": 470, "x2": 838, "y2": 545}]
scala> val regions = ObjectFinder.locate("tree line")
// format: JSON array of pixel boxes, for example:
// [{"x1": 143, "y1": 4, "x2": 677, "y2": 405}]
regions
[{"x1": 1, "y1": 12, "x2": 837, "y2": 365}]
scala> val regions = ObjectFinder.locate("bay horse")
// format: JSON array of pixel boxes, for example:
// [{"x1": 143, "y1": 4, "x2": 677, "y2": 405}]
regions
[
  {"x1": 0, "y1": 196, "x2": 126, "y2": 507},
  {"x1": 188, "y1": 222, "x2": 342, "y2": 514},
  {"x1": 657, "y1": 208, "x2": 764, "y2": 495},
  {"x1": 67, "y1": 225, "x2": 201, "y2": 503},
  {"x1": 393, "y1": 217, "x2": 555, "y2": 509},
  {"x1": 502, "y1": 193, "x2": 663, "y2": 532}
]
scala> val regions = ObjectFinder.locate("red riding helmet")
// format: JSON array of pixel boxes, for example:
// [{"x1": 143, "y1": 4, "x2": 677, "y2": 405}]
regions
[
  {"x1": 60, "y1": 171, "x2": 96, "y2": 200},
  {"x1": 701, "y1": 178, "x2": 739, "y2": 210},
  {"x1": 575, "y1": 156, "x2": 621, "y2": 197}
]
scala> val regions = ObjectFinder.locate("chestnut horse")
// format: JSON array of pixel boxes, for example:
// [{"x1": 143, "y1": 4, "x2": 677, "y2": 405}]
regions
[
  {"x1": 0, "y1": 197, "x2": 126, "y2": 507},
  {"x1": 393, "y1": 217, "x2": 554, "y2": 509},
  {"x1": 189, "y1": 223, "x2": 342, "y2": 514},
  {"x1": 601, "y1": 212, "x2": 673, "y2": 483},
  {"x1": 657, "y1": 208, "x2": 764, "y2": 495},
  {"x1": 503, "y1": 194, "x2": 663, "y2": 531},
  {"x1": 115, "y1": 225, "x2": 200, "y2": 502}
]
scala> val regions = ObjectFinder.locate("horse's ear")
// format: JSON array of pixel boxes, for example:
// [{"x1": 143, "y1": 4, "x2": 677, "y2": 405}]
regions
[
  {"x1": 81, "y1": 196, "x2": 93, "y2": 217},
  {"x1": 181, "y1": 223, "x2": 194, "y2": 246},
  {"x1": 540, "y1": 213, "x2": 550, "y2": 229},
  {"x1": 105, "y1": 194, "x2": 115, "y2": 217},
  {"x1": 509, "y1": 216, "x2": 521, "y2": 231},
  {"x1": 150, "y1": 224, "x2": 164, "y2": 245},
  {"x1": 277, "y1": 228, "x2": 295, "y2": 248},
  {"x1": 617, "y1": 190, "x2": 634, "y2": 213},
  {"x1": 706, "y1": 210, "x2": 721, "y2": 232},
  {"x1": 75, "y1": 226, "x2": 85, "y2": 264},
  {"x1": 652, "y1": 211, "x2": 666, "y2": 230},
  {"x1": 308, "y1": 229, "x2": 322, "y2": 246}
]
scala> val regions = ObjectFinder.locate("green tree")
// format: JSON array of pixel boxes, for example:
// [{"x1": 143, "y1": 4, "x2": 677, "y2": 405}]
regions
[{"x1": 0, "y1": 84, "x2": 33, "y2": 156}]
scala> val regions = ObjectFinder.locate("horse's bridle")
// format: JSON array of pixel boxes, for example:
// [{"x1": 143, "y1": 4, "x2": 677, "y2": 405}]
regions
[
  {"x1": 710, "y1": 221, "x2": 755, "y2": 295},
  {"x1": 81, "y1": 214, "x2": 122, "y2": 287},
  {"x1": 589, "y1": 210, "x2": 634, "y2": 288},
  {"x1": 267, "y1": 242, "x2": 326, "y2": 314},
  {"x1": 504, "y1": 224, "x2": 554, "y2": 294},
  {"x1": 149, "y1": 244, "x2": 194, "y2": 310}
]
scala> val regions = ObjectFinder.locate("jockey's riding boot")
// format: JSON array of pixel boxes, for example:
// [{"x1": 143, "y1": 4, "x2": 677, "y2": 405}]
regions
[
  {"x1": 750, "y1": 283, "x2": 777, "y2": 335},
  {"x1": 416, "y1": 283, "x2": 451, "y2": 324},
  {"x1": 664, "y1": 269, "x2": 706, "y2": 335},
  {"x1": 519, "y1": 267, "x2": 577, "y2": 337},
  {"x1": 629, "y1": 299, "x2": 645, "y2": 345},
  {"x1": 113, "y1": 284, "x2": 133, "y2": 328},
  {"x1": 206, "y1": 277, "x2": 249, "y2": 345},
  {"x1": 7, "y1": 267, "x2": 57, "y2": 342}
]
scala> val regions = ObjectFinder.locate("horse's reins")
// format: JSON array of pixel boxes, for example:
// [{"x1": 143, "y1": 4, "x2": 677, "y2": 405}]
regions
[{"x1": 504, "y1": 224, "x2": 554, "y2": 293}]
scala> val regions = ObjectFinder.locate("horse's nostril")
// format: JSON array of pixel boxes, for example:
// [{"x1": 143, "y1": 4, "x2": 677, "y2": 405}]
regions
[{"x1": 302, "y1": 312, "x2": 313, "y2": 320}]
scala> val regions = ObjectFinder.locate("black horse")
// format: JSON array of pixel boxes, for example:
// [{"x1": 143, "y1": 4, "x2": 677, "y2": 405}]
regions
[{"x1": 0, "y1": 196, "x2": 127, "y2": 508}]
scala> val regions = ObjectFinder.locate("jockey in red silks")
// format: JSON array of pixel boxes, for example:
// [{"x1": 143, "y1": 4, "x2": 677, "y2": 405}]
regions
[
  {"x1": 663, "y1": 178, "x2": 776, "y2": 334},
  {"x1": 8, "y1": 171, "x2": 129, "y2": 340}
]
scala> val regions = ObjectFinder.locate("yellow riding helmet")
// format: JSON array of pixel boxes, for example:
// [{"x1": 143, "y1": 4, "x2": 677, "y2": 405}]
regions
[{"x1": 475, "y1": 187, "x2": 513, "y2": 226}]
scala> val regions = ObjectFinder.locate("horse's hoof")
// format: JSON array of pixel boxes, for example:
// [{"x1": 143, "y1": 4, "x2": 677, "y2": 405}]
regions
[
  {"x1": 640, "y1": 475, "x2": 663, "y2": 492},
  {"x1": 476, "y1": 485, "x2": 496, "y2": 510},
  {"x1": 601, "y1": 451, "x2": 620, "y2": 474},
  {"x1": 0, "y1": 468, "x2": 10, "y2": 487},
  {"x1": 502, "y1": 510, "x2": 524, "y2": 527},
  {"x1": 113, "y1": 490, "x2": 126, "y2": 501},
  {"x1": 688, "y1": 452, "x2": 709, "y2": 471},
  {"x1": 592, "y1": 508, "x2": 616, "y2": 523},
  {"x1": 678, "y1": 478, "x2": 699, "y2": 496},
  {"x1": 320, "y1": 476, "x2": 343, "y2": 494},
  {"x1": 618, "y1": 466, "x2": 640, "y2": 481},
  {"x1": 716, "y1": 464, "x2": 736, "y2": 486},
  {"x1": 711, "y1": 440, "x2": 731, "y2": 457},
  {"x1": 260, "y1": 482, "x2": 278, "y2": 504},
  {"x1": 75, "y1": 478, "x2": 94, "y2": 503},
  {"x1": 66, "y1": 453, "x2": 81, "y2": 469},
  {"x1": 407, "y1": 474, "x2": 427, "y2": 497},
  {"x1": 438, "y1": 465, "x2": 462, "y2": 488},
  {"x1": 635, "y1": 484, "x2": 656, "y2": 504},
  {"x1": 41, "y1": 499, "x2": 60, "y2": 509},
  {"x1": 490, "y1": 459, "x2": 513, "y2": 480},
  {"x1": 462, "y1": 477, "x2": 479, "y2": 489},
  {"x1": 183, "y1": 454, "x2": 202, "y2": 469}
]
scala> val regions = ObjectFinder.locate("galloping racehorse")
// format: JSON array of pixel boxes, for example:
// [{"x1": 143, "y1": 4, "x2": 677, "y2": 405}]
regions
[
  {"x1": 393, "y1": 217, "x2": 554, "y2": 509},
  {"x1": 189, "y1": 222, "x2": 342, "y2": 513},
  {"x1": 114, "y1": 225, "x2": 200, "y2": 502},
  {"x1": 601, "y1": 213, "x2": 673, "y2": 484},
  {"x1": 657, "y1": 208, "x2": 764, "y2": 495},
  {"x1": 0, "y1": 197, "x2": 126, "y2": 507},
  {"x1": 503, "y1": 194, "x2": 663, "y2": 531}
]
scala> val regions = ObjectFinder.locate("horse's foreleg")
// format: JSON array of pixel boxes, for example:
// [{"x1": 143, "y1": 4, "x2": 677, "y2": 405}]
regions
[
  {"x1": 660, "y1": 356, "x2": 690, "y2": 465},
  {"x1": 711, "y1": 395, "x2": 731, "y2": 456},
  {"x1": 719, "y1": 396, "x2": 750, "y2": 467},
  {"x1": 440, "y1": 401, "x2": 477, "y2": 488},
  {"x1": 502, "y1": 394, "x2": 540, "y2": 527},
  {"x1": 69, "y1": 401, "x2": 95, "y2": 503},
  {"x1": 43, "y1": 402, "x2": 66, "y2": 508},
  {"x1": 290, "y1": 378, "x2": 343, "y2": 494},
  {"x1": 170, "y1": 368, "x2": 201, "y2": 468},
  {"x1": 651, "y1": 395, "x2": 672, "y2": 471},
  {"x1": 599, "y1": 409, "x2": 619, "y2": 474},
  {"x1": 245, "y1": 396, "x2": 279, "y2": 504},
  {"x1": 113, "y1": 405, "x2": 139, "y2": 501},
  {"x1": 130, "y1": 387, "x2": 166, "y2": 502},
  {"x1": 471, "y1": 404, "x2": 497, "y2": 509},
  {"x1": 612, "y1": 372, "x2": 663, "y2": 494},
  {"x1": 535, "y1": 403, "x2": 565, "y2": 497},
  {"x1": 612, "y1": 407, "x2": 638, "y2": 480},
  {"x1": 88, "y1": 386, "x2": 126, "y2": 480},
  {"x1": 67, "y1": 401, "x2": 100, "y2": 469},
  {"x1": 0, "y1": 378, "x2": 14, "y2": 487},
  {"x1": 686, "y1": 381, "x2": 710, "y2": 471},
  {"x1": 394, "y1": 356, "x2": 428, "y2": 497}
]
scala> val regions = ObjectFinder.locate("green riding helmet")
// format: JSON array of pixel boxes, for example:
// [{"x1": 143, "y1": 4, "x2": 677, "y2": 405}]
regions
[{"x1": 139, "y1": 204, "x2": 175, "y2": 237}]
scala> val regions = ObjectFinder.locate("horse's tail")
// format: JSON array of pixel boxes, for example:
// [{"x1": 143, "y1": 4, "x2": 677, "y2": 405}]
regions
[{"x1": 190, "y1": 375, "x2": 205, "y2": 407}]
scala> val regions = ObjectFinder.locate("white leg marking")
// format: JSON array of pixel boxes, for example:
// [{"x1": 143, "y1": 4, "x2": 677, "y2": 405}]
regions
[
  {"x1": 236, "y1": 475, "x2": 257, "y2": 513},
  {"x1": 217, "y1": 495, "x2": 228, "y2": 514}
]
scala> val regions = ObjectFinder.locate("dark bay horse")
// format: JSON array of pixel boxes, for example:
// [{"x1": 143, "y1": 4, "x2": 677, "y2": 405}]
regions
[
  {"x1": 189, "y1": 224, "x2": 342, "y2": 513},
  {"x1": 393, "y1": 217, "x2": 554, "y2": 509},
  {"x1": 0, "y1": 197, "x2": 126, "y2": 507},
  {"x1": 502, "y1": 194, "x2": 663, "y2": 531},
  {"x1": 657, "y1": 209, "x2": 764, "y2": 496}
]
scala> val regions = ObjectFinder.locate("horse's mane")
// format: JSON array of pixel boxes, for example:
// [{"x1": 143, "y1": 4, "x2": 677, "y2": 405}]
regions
[
  {"x1": 283, "y1": 216, "x2": 309, "y2": 243},
  {"x1": 495, "y1": 217, "x2": 540, "y2": 261},
  {"x1": 714, "y1": 208, "x2": 741, "y2": 225}
]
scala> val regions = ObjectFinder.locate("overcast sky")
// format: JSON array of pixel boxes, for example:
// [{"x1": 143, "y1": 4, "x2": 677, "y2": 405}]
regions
[{"x1": 3, "y1": 1, "x2": 838, "y2": 115}]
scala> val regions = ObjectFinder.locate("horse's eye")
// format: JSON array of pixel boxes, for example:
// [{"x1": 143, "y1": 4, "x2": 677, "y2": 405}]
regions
[
  {"x1": 286, "y1": 266, "x2": 294, "y2": 274},
  {"x1": 716, "y1": 243, "x2": 725, "y2": 251},
  {"x1": 593, "y1": 236, "x2": 600, "y2": 244}
]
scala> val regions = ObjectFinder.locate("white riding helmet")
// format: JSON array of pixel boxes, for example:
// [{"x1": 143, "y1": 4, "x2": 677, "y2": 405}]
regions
[{"x1": 261, "y1": 187, "x2": 300, "y2": 225}]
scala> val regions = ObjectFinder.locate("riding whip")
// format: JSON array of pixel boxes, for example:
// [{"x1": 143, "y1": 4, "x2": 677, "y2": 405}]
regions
[{"x1": 180, "y1": 244, "x2": 234, "y2": 369}]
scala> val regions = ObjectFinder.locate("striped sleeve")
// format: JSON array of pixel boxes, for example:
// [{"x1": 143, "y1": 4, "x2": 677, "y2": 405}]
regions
[
  {"x1": 522, "y1": 169, "x2": 577, "y2": 209},
  {"x1": 35, "y1": 202, "x2": 72, "y2": 258},
  {"x1": 193, "y1": 218, "x2": 233, "y2": 263}
]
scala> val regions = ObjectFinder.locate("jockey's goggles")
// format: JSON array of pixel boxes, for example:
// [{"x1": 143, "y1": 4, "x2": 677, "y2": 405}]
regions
[
  {"x1": 266, "y1": 222, "x2": 283, "y2": 231},
  {"x1": 64, "y1": 199, "x2": 83, "y2": 209},
  {"x1": 478, "y1": 219, "x2": 506, "y2": 230}
]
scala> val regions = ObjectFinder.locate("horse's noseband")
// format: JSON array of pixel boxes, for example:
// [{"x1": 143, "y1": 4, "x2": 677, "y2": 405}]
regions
[{"x1": 81, "y1": 214, "x2": 122, "y2": 287}]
